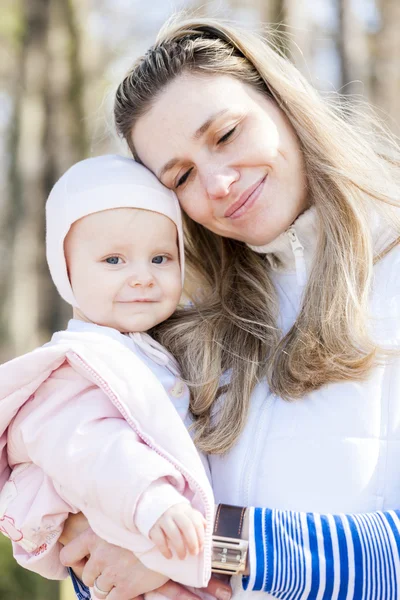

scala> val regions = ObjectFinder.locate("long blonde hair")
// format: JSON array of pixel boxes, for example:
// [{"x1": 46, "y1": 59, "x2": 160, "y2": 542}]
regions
[{"x1": 115, "y1": 17, "x2": 400, "y2": 454}]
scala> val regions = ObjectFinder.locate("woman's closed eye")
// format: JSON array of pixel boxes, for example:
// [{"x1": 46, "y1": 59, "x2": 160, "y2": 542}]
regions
[
  {"x1": 176, "y1": 167, "x2": 193, "y2": 189},
  {"x1": 217, "y1": 125, "x2": 237, "y2": 145},
  {"x1": 174, "y1": 126, "x2": 238, "y2": 189}
]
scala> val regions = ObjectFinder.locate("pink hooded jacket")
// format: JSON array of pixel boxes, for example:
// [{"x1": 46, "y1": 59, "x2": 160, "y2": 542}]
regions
[{"x1": 0, "y1": 327, "x2": 214, "y2": 586}]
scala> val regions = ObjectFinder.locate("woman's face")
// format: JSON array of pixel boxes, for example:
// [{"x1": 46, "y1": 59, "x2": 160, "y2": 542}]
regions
[{"x1": 133, "y1": 73, "x2": 308, "y2": 246}]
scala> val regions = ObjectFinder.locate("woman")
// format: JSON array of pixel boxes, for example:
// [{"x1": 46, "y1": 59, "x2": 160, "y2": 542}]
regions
[{"x1": 18, "y1": 16, "x2": 400, "y2": 600}]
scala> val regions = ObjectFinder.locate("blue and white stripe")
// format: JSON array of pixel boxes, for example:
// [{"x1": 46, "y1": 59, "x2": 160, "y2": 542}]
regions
[
  {"x1": 68, "y1": 568, "x2": 91, "y2": 600},
  {"x1": 245, "y1": 508, "x2": 400, "y2": 599},
  {"x1": 68, "y1": 508, "x2": 400, "y2": 600}
]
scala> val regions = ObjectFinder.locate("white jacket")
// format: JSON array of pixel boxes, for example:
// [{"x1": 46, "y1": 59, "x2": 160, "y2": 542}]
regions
[{"x1": 208, "y1": 208, "x2": 400, "y2": 599}]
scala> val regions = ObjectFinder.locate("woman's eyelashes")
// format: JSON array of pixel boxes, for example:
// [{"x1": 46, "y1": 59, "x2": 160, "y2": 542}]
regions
[
  {"x1": 176, "y1": 167, "x2": 193, "y2": 188},
  {"x1": 175, "y1": 125, "x2": 239, "y2": 188},
  {"x1": 217, "y1": 125, "x2": 237, "y2": 145}
]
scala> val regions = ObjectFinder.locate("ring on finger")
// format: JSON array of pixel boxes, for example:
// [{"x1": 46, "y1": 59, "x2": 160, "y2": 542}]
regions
[{"x1": 93, "y1": 576, "x2": 111, "y2": 599}]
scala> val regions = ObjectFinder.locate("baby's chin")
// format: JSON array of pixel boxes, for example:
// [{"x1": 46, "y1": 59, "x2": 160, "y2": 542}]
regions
[
  {"x1": 113, "y1": 314, "x2": 172, "y2": 335},
  {"x1": 81, "y1": 305, "x2": 177, "y2": 334}
]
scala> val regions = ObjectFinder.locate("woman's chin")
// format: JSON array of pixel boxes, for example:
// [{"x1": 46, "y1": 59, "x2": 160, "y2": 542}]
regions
[{"x1": 240, "y1": 224, "x2": 287, "y2": 247}]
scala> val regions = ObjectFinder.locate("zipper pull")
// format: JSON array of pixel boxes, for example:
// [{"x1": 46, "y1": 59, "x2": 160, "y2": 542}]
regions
[{"x1": 287, "y1": 227, "x2": 307, "y2": 286}]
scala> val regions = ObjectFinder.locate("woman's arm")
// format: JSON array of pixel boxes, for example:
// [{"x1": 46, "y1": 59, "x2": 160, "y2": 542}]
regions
[
  {"x1": 61, "y1": 526, "x2": 232, "y2": 600},
  {"x1": 243, "y1": 506, "x2": 400, "y2": 599}
]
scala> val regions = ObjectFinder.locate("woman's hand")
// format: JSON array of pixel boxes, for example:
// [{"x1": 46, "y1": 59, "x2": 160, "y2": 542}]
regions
[
  {"x1": 59, "y1": 512, "x2": 91, "y2": 579},
  {"x1": 60, "y1": 527, "x2": 232, "y2": 600},
  {"x1": 59, "y1": 512, "x2": 90, "y2": 545}
]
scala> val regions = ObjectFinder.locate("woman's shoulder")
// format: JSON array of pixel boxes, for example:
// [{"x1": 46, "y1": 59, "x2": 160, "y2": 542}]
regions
[
  {"x1": 371, "y1": 240, "x2": 400, "y2": 342},
  {"x1": 375, "y1": 241, "x2": 400, "y2": 280}
]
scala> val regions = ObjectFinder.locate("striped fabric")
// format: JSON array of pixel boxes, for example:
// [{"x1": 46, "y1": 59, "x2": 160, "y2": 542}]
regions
[
  {"x1": 68, "y1": 508, "x2": 400, "y2": 600},
  {"x1": 244, "y1": 508, "x2": 400, "y2": 599},
  {"x1": 68, "y1": 568, "x2": 91, "y2": 599}
]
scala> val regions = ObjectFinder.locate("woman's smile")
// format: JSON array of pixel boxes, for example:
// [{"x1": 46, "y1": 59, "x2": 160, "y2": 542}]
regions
[{"x1": 224, "y1": 174, "x2": 267, "y2": 220}]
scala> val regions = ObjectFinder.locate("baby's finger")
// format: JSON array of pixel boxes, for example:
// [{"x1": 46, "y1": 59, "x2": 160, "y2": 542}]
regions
[
  {"x1": 193, "y1": 513, "x2": 206, "y2": 551},
  {"x1": 161, "y1": 520, "x2": 187, "y2": 559},
  {"x1": 174, "y1": 514, "x2": 200, "y2": 556},
  {"x1": 190, "y1": 511, "x2": 207, "y2": 553},
  {"x1": 149, "y1": 526, "x2": 172, "y2": 559}
]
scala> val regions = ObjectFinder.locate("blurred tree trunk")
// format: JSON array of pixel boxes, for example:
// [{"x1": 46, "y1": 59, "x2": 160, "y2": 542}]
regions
[
  {"x1": 282, "y1": 0, "x2": 313, "y2": 69},
  {"x1": 38, "y1": 0, "x2": 88, "y2": 337},
  {"x1": 4, "y1": 0, "x2": 88, "y2": 358},
  {"x1": 5, "y1": 0, "x2": 52, "y2": 356},
  {"x1": 0, "y1": 1, "x2": 24, "y2": 359},
  {"x1": 261, "y1": 0, "x2": 285, "y2": 23},
  {"x1": 371, "y1": 0, "x2": 400, "y2": 134},
  {"x1": 257, "y1": 0, "x2": 287, "y2": 55},
  {"x1": 337, "y1": 0, "x2": 370, "y2": 96}
]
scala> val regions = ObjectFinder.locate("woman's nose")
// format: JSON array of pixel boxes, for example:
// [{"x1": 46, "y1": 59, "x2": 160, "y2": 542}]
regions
[{"x1": 203, "y1": 168, "x2": 239, "y2": 200}]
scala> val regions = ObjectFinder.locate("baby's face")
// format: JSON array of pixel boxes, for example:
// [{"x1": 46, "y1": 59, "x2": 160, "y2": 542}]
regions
[{"x1": 64, "y1": 208, "x2": 182, "y2": 333}]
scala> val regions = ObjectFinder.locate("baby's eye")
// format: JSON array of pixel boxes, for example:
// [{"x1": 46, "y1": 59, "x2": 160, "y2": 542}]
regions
[
  {"x1": 105, "y1": 256, "x2": 122, "y2": 265},
  {"x1": 152, "y1": 255, "x2": 168, "y2": 265}
]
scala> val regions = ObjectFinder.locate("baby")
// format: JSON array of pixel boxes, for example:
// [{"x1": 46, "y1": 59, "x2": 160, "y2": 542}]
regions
[{"x1": 0, "y1": 155, "x2": 213, "y2": 592}]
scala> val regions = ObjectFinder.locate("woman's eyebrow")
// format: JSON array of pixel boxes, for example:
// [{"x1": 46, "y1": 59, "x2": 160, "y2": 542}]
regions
[
  {"x1": 159, "y1": 158, "x2": 179, "y2": 180},
  {"x1": 158, "y1": 109, "x2": 230, "y2": 179},
  {"x1": 193, "y1": 109, "x2": 229, "y2": 140}
]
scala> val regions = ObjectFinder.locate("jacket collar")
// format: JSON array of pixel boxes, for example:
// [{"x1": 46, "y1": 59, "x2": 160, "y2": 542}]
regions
[
  {"x1": 67, "y1": 319, "x2": 179, "y2": 373},
  {"x1": 247, "y1": 207, "x2": 318, "y2": 284},
  {"x1": 247, "y1": 204, "x2": 399, "y2": 284}
]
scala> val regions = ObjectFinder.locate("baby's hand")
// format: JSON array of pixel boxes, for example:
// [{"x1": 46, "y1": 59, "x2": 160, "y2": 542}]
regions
[{"x1": 149, "y1": 503, "x2": 206, "y2": 560}]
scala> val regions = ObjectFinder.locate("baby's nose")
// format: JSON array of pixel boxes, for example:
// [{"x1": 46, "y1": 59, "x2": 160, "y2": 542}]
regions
[{"x1": 127, "y1": 273, "x2": 154, "y2": 288}]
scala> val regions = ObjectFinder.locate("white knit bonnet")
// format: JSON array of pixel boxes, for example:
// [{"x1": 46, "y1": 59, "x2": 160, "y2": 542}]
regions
[{"x1": 46, "y1": 155, "x2": 184, "y2": 308}]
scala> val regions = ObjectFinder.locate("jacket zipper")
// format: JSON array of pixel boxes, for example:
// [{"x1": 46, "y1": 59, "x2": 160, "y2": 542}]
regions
[
  {"x1": 287, "y1": 227, "x2": 307, "y2": 287},
  {"x1": 68, "y1": 352, "x2": 212, "y2": 583},
  {"x1": 241, "y1": 228, "x2": 305, "y2": 503}
]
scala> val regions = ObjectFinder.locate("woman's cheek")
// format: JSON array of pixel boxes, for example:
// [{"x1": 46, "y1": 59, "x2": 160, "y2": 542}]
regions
[{"x1": 179, "y1": 194, "x2": 201, "y2": 222}]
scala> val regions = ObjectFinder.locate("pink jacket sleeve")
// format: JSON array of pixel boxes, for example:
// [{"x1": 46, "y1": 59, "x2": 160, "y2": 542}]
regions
[
  {"x1": 6, "y1": 364, "x2": 190, "y2": 575},
  {"x1": 1, "y1": 463, "x2": 73, "y2": 579}
]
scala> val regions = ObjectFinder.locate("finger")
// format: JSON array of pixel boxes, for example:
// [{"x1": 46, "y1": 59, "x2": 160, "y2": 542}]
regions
[
  {"x1": 93, "y1": 572, "x2": 115, "y2": 599},
  {"x1": 68, "y1": 558, "x2": 87, "y2": 581},
  {"x1": 107, "y1": 589, "x2": 142, "y2": 600},
  {"x1": 203, "y1": 575, "x2": 232, "y2": 600},
  {"x1": 157, "y1": 580, "x2": 203, "y2": 600},
  {"x1": 192, "y1": 512, "x2": 207, "y2": 552},
  {"x1": 173, "y1": 515, "x2": 199, "y2": 556},
  {"x1": 81, "y1": 555, "x2": 102, "y2": 588},
  {"x1": 161, "y1": 520, "x2": 186, "y2": 559},
  {"x1": 60, "y1": 527, "x2": 95, "y2": 566},
  {"x1": 149, "y1": 526, "x2": 172, "y2": 559}
]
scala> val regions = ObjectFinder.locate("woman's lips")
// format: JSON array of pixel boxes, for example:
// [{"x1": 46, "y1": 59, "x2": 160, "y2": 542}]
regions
[{"x1": 224, "y1": 175, "x2": 267, "y2": 220}]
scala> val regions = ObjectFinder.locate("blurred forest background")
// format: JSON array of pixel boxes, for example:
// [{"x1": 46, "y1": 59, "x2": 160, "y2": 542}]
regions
[{"x1": 0, "y1": 0, "x2": 399, "y2": 598}]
